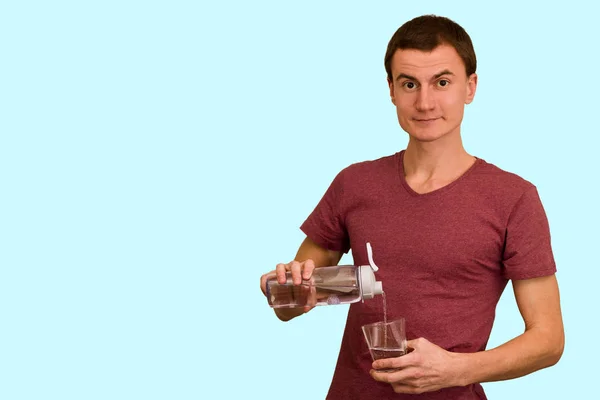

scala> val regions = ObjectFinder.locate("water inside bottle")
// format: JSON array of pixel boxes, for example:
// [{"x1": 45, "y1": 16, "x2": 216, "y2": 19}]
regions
[{"x1": 267, "y1": 276, "x2": 361, "y2": 308}]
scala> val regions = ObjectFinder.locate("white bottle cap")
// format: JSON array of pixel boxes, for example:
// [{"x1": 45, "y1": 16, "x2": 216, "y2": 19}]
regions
[
  {"x1": 366, "y1": 242, "x2": 379, "y2": 272},
  {"x1": 359, "y1": 265, "x2": 383, "y2": 299},
  {"x1": 360, "y1": 242, "x2": 383, "y2": 299}
]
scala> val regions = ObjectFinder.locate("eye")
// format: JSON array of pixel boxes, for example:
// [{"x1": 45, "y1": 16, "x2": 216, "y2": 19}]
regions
[
  {"x1": 437, "y1": 79, "x2": 450, "y2": 87},
  {"x1": 402, "y1": 81, "x2": 417, "y2": 91}
]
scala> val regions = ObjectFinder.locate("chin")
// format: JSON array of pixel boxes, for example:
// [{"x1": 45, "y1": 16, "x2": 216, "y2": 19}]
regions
[
  {"x1": 405, "y1": 129, "x2": 448, "y2": 143},
  {"x1": 402, "y1": 121, "x2": 459, "y2": 143}
]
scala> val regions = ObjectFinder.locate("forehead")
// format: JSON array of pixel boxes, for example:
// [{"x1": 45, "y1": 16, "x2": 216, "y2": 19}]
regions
[{"x1": 390, "y1": 44, "x2": 466, "y2": 80}]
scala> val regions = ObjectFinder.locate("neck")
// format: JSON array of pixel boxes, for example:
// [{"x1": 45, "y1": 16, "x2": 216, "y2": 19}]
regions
[{"x1": 403, "y1": 132, "x2": 474, "y2": 180}]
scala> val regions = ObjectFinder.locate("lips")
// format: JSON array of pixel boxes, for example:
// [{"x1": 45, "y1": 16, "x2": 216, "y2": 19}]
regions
[{"x1": 414, "y1": 117, "x2": 441, "y2": 122}]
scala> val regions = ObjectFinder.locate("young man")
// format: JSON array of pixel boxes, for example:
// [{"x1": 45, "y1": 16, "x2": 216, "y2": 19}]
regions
[{"x1": 260, "y1": 15, "x2": 564, "y2": 399}]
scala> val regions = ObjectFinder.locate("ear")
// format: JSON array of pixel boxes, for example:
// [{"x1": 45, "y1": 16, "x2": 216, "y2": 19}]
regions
[
  {"x1": 387, "y1": 77, "x2": 396, "y2": 105},
  {"x1": 465, "y1": 73, "x2": 478, "y2": 104}
]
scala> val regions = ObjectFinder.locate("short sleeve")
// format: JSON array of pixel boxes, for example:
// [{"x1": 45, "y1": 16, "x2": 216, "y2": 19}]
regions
[
  {"x1": 502, "y1": 186, "x2": 557, "y2": 280},
  {"x1": 300, "y1": 169, "x2": 351, "y2": 254}
]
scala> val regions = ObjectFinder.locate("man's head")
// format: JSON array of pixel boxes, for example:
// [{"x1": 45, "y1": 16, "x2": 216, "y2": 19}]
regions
[
  {"x1": 385, "y1": 15, "x2": 476, "y2": 82},
  {"x1": 385, "y1": 15, "x2": 478, "y2": 143}
]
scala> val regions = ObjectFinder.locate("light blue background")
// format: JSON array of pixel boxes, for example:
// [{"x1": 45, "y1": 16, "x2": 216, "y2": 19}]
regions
[{"x1": 1, "y1": 1, "x2": 597, "y2": 399}]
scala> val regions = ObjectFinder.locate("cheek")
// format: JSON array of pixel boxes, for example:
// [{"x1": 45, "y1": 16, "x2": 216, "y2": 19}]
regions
[
  {"x1": 439, "y1": 93, "x2": 465, "y2": 115},
  {"x1": 395, "y1": 97, "x2": 414, "y2": 117}
]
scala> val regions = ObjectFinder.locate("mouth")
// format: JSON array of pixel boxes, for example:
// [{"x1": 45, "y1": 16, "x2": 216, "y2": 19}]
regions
[{"x1": 414, "y1": 117, "x2": 441, "y2": 122}]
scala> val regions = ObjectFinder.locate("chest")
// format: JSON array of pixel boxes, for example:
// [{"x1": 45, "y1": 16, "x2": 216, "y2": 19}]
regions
[{"x1": 344, "y1": 193, "x2": 506, "y2": 284}]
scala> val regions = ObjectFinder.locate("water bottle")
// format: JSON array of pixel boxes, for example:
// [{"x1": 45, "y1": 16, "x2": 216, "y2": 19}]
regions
[{"x1": 266, "y1": 242, "x2": 383, "y2": 308}]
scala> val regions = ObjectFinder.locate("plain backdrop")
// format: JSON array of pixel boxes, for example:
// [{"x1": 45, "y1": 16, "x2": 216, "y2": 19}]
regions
[{"x1": 1, "y1": 1, "x2": 597, "y2": 399}]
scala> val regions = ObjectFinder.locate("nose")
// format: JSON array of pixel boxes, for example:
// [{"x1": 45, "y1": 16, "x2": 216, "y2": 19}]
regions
[{"x1": 415, "y1": 86, "x2": 435, "y2": 111}]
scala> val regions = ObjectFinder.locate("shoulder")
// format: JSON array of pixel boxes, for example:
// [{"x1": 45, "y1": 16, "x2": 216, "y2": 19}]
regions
[
  {"x1": 473, "y1": 158, "x2": 536, "y2": 192},
  {"x1": 337, "y1": 152, "x2": 399, "y2": 182},
  {"x1": 469, "y1": 157, "x2": 540, "y2": 210},
  {"x1": 320, "y1": 153, "x2": 399, "y2": 199}
]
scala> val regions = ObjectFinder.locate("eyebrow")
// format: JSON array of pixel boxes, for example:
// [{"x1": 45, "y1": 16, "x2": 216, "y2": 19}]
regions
[{"x1": 395, "y1": 69, "x2": 455, "y2": 82}]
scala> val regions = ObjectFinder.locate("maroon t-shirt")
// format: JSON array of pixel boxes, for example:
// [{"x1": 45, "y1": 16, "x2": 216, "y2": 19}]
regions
[{"x1": 300, "y1": 150, "x2": 556, "y2": 400}]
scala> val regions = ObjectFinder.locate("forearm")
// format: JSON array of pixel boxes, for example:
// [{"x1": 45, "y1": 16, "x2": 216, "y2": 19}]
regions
[
  {"x1": 455, "y1": 327, "x2": 564, "y2": 386},
  {"x1": 272, "y1": 237, "x2": 342, "y2": 322},
  {"x1": 274, "y1": 307, "x2": 305, "y2": 321}
]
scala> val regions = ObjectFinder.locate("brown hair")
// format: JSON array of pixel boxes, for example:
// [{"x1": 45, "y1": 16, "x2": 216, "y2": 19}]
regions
[{"x1": 384, "y1": 15, "x2": 477, "y2": 81}]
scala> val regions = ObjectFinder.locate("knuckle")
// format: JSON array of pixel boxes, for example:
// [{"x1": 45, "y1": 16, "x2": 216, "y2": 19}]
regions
[
  {"x1": 403, "y1": 387, "x2": 418, "y2": 395},
  {"x1": 412, "y1": 353, "x2": 423, "y2": 364}
]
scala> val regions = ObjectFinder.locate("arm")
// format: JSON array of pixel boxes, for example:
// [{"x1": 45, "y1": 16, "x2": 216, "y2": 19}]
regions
[
  {"x1": 260, "y1": 236, "x2": 342, "y2": 322},
  {"x1": 456, "y1": 274, "x2": 564, "y2": 384},
  {"x1": 370, "y1": 274, "x2": 564, "y2": 394},
  {"x1": 294, "y1": 236, "x2": 343, "y2": 269}
]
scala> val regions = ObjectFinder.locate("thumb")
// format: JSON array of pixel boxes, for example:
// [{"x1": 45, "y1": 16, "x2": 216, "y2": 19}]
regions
[
  {"x1": 405, "y1": 337, "x2": 428, "y2": 352},
  {"x1": 260, "y1": 271, "x2": 277, "y2": 296}
]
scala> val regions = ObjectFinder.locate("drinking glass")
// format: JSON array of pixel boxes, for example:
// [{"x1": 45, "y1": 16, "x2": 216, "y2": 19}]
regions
[{"x1": 361, "y1": 318, "x2": 406, "y2": 372}]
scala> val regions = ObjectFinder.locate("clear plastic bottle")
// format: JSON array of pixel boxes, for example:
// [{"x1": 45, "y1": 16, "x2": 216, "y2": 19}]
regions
[{"x1": 266, "y1": 242, "x2": 383, "y2": 308}]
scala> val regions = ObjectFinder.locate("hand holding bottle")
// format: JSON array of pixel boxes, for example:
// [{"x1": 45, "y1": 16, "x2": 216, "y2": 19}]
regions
[
  {"x1": 260, "y1": 240, "x2": 382, "y2": 321},
  {"x1": 260, "y1": 259, "x2": 318, "y2": 317}
]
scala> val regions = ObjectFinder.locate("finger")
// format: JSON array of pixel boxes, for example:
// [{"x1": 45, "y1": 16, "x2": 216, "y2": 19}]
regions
[
  {"x1": 260, "y1": 271, "x2": 277, "y2": 296},
  {"x1": 406, "y1": 339, "x2": 418, "y2": 349},
  {"x1": 260, "y1": 274, "x2": 267, "y2": 295},
  {"x1": 370, "y1": 367, "x2": 418, "y2": 384},
  {"x1": 402, "y1": 338, "x2": 421, "y2": 356},
  {"x1": 406, "y1": 337, "x2": 427, "y2": 350},
  {"x1": 276, "y1": 263, "x2": 288, "y2": 284},
  {"x1": 290, "y1": 261, "x2": 302, "y2": 284},
  {"x1": 390, "y1": 382, "x2": 423, "y2": 395},
  {"x1": 303, "y1": 281, "x2": 318, "y2": 312},
  {"x1": 372, "y1": 351, "x2": 413, "y2": 371},
  {"x1": 302, "y1": 259, "x2": 316, "y2": 280},
  {"x1": 370, "y1": 369, "x2": 399, "y2": 383}
]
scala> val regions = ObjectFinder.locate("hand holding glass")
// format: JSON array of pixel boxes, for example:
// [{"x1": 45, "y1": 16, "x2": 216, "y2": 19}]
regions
[{"x1": 362, "y1": 318, "x2": 407, "y2": 372}]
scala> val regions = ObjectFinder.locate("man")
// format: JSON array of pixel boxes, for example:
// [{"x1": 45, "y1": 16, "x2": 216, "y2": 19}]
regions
[{"x1": 260, "y1": 14, "x2": 564, "y2": 399}]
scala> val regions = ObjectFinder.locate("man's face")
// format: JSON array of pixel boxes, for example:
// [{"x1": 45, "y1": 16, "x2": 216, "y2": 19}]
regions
[{"x1": 388, "y1": 44, "x2": 477, "y2": 143}]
